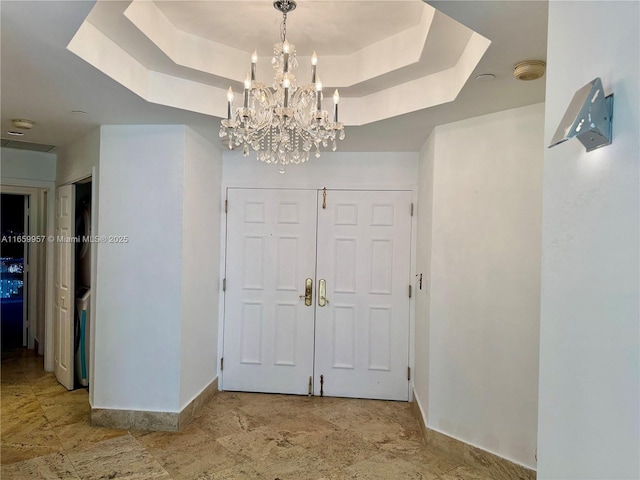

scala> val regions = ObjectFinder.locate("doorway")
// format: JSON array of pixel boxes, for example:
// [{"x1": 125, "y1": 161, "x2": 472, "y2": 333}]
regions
[
  {"x1": 1, "y1": 194, "x2": 28, "y2": 351},
  {"x1": 53, "y1": 178, "x2": 93, "y2": 390},
  {"x1": 222, "y1": 188, "x2": 412, "y2": 401}
]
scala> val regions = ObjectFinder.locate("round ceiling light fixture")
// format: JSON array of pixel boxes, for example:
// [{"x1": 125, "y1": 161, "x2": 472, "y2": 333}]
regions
[
  {"x1": 513, "y1": 60, "x2": 546, "y2": 81},
  {"x1": 12, "y1": 118, "x2": 35, "y2": 130},
  {"x1": 6, "y1": 130, "x2": 25, "y2": 136},
  {"x1": 475, "y1": 73, "x2": 496, "y2": 82}
]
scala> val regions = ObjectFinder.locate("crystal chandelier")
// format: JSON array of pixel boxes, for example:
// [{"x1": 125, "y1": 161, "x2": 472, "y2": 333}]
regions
[{"x1": 219, "y1": 0, "x2": 345, "y2": 173}]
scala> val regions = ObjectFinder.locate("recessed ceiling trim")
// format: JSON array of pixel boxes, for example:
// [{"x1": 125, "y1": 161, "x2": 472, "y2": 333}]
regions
[
  {"x1": 343, "y1": 32, "x2": 491, "y2": 126},
  {"x1": 122, "y1": 0, "x2": 248, "y2": 82},
  {"x1": 68, "y1": 21, "x2": 150, "y2": 100},
  {"x1": 68, "y1": 0, "x2": 490, "y2": 126},
  {"x1": 123, "y1": 0, "x2": 438, "y2": 89}
]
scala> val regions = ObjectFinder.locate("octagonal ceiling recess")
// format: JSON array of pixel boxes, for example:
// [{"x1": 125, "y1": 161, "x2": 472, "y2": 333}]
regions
[{"x1": 67, "y1": 0, "x2": 490, "y2": 126}]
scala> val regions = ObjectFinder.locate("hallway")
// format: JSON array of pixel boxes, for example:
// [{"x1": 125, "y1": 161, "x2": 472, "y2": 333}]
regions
[{"x1": 1, "y1": 349, "x2": 491, "y2": 479}]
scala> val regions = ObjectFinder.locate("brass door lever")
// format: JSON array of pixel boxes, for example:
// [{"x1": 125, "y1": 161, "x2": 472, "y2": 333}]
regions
[
  {"x1": 299, "y1": 278, "x2": 313, "y2": 306},
  {"x1": 318, "y1": 279, "x2": 329, "y2": 307}
]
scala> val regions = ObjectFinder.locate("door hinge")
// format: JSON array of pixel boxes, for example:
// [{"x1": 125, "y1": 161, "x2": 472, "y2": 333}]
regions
[
  {"x1": 222, "y1": 278, "x2": 226, "y2": 292},
  {"x1": 225, "y1": 199, "x2": 228, "y2": 213},
  {"x1": 308, "y1": 376, "x2": 313, "y2": 396},
  {"x1": 407, "y1": 367, "x2": 411, "y2": 381},
  {"x1": 411, "y1": 203, "x2": 414, "y2": 217},
  {"x1": 409, "y1": 285, "x2": 412, "y2": 298},
  {"x1": 320, "y1": 374, "x2": 324, "y2": 397},
  {"x1": 220, "y1": 357, "x2": 224, "y2": 371}
]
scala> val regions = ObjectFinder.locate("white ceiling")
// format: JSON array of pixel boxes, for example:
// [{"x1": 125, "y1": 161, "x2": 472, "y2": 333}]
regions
[
  {"x1": 0, "y1": 1, "x2": 548, "y2": 153},
  {"x1": 155, "y1": 1, "x2": 428, "y2": 56}
]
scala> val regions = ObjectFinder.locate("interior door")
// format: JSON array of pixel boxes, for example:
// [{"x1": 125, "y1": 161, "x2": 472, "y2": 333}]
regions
[
  {"x1": 314, "y1": 190, "x2": 412, "y2": 400},
  {"x1": 54, "y1": 185, "x2": 75, "y2": 390},
  {"x1": 223, "y1": 189, "x2": 317, "y2": 394}
]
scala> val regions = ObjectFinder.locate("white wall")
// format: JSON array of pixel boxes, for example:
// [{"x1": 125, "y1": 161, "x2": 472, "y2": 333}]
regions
[
  {"x1": 537, "y1": 2, "x2": 639, "y2": 479},
  {"x1": 94, "y1": 125, "x2": 184, "y2": 412},
  {"x1": 94, "y1": 125, "x2": 224, "y2": 414},
  {"x1": 414, "y1": 130, "x2": 435, "y2": 418},
  {"x1": 179, "y1": 127, "x2": 223, "y2": 409},
  {"x1": 415, "y1": 103, "x2": 544, "y2": 468},
  {"x1": 1, "y1": 147, "x2": 56, "y2": 183},
  {"x1": 56, "y1": 127, "x2": 99, "y2": 185},
  {"x1": 223, "y1": 151, "x2": 419, "y2": 189}
]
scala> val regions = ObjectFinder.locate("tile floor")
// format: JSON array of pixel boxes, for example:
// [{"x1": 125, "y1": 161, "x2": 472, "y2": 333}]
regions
[{"x1": 1, "y1": 348, "x2": 494, "y2": 479}]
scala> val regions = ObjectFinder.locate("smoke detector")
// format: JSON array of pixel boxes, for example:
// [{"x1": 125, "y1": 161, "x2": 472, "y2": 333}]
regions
[
  {"x1": 12, "y1": 118, "x2": 35, "y2": 130},
  {"x1": 513, "y1": 60, "x2": 546, "y2": 81}
]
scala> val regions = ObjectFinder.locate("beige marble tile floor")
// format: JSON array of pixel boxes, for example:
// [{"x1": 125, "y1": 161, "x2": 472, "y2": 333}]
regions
[{"x1": 1, "y1": 348, "x2": 495, "y2": 480}]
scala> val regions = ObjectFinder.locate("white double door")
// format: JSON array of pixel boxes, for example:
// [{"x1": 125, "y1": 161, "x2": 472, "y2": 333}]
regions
[{"x1": 223, "y1": 188, "x2": 412, "y2": 400}]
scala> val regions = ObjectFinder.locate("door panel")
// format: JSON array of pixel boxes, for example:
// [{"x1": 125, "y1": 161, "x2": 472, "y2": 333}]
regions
[
  {"x1": 54, "y1": 185, "x2": 74, "y2": 390},
  {"x1": 223, "y1": 189, "x2": 317, "y2": 394},
  {"x1": 314, "y1": 190, "x2": 412, "y2": 400}
]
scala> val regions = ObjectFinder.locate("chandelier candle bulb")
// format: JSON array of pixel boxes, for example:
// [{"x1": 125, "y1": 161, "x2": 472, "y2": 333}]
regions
[
  {"x1": 283, "y1": 76, "x2": 290, "y2": 108},
  {"x1": 311, "y1": 51, "x2": 318, "y2": 83},
  {"x1": 227, "y1": 87, "x2": 234, "y2": 120},
  {"x1": 251, "y1": 50, "x2": 258, "y2": 81},
  {"x1": 283, "y1": 40, "x2": 290, "y2": 73},
  {"x1": 316, "y1": 78, "x2": 323, "y2": 111},
  {"x1": 243, "y1": 74, "x2": 251, "y2": 108},
  {"x1": 333, "y1": 89, "x2": 339, "y2": 122}
]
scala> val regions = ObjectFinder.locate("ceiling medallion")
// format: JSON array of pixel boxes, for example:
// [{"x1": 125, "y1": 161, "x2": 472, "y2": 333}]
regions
[{"x1": 219, "y1": 0, "x2": 345, "y2": 173}]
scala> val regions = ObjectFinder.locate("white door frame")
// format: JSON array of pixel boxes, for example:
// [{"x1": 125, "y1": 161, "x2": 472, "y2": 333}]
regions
[
  {"x1": 219, "y1": 185, "x2": 417, "y2": 400},
  {"x1": 52, "y1": 171, "x2": 97, "y2": 399},
  {"x1": 2, "y1": 181, "x2": 55, "y2": 369}
]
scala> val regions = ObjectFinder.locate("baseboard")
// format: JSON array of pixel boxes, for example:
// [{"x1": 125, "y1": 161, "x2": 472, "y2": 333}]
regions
[
  {"x1": 91, "y1": 376, "x2": 219, "y2": 432},
  {"x1": 178, "y1": 376, "x2": 219, "y2": 430},
  {"x1": 410, "y1": 389, "x2": 536, "y2": 480}
]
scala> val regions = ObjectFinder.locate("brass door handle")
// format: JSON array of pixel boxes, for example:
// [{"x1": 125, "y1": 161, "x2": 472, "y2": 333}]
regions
[
  {"x1": 318, "y1": 279, "x2": 329, "y2": 307},
  {"x1": 299, "y1": 278, "x2": 313, "y2": 306}
]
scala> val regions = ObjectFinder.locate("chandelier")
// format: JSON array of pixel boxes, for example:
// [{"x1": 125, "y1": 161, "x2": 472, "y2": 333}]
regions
[{"x1": 219, "y1": 0, "x2": 345, "y2": 173}]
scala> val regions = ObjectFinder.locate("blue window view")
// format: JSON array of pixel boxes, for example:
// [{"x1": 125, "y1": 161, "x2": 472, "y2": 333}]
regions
[
  {"x1": 1, "y1": 257, "x2": 24, "y2": 299},
  {"x1": 1, "y1": 193, "x2": 26, "y2": 350}
]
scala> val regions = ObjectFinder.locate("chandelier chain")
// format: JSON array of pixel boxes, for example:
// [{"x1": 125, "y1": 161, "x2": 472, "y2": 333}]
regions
[{"x1": 280, "y1": 12, "x2": 287, "y2": 42}]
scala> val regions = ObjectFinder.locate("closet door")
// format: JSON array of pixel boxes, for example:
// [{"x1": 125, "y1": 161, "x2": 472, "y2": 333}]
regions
[
  {"x1": 54, "y1": 185, "x2": 75, "y2": 390},
  {"x1": 314, "y1": 190, "x2": 412, "y2": 400},
  {"x1": 223, "y1": 189, "x2": 317, "y2": 394}
]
